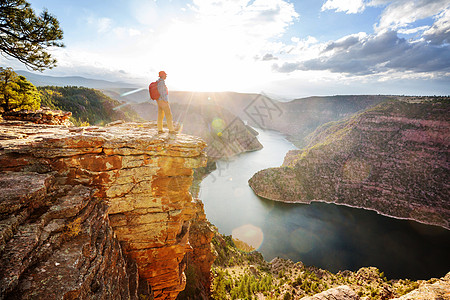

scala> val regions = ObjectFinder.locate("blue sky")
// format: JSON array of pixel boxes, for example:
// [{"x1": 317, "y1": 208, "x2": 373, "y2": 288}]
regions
[{"x1": 2, "y1": 0, "x2": 449, "y2": 98}]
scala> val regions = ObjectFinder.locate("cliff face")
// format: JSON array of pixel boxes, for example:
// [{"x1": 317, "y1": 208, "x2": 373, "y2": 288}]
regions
[
  {"x1": 243, "y1": 95, "x2": 391, "y2": 147},
  {"x1": 0, "y1": 171, "x2": 145, "y2": 299},
  {"x1": 0, "y1": 119, "x2": 214, "y2": 300},
  {"x1": 249, "y1": 99, "x2": 450, "y2": 229}
]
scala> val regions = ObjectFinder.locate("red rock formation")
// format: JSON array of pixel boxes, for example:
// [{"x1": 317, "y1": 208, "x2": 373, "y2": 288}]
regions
[
  {"x1": 0, "y1": 171, "x2": 146, "y2": 299},
  {"x1": 180, "y1": 200, "x2": 216, "y2": 299},
  {"x1": 2, "y1": 107, "x2": 73, "y2": 126},
  {"x1": 0, "y1": 120, "x2": 212, "y2": 300},
  {"x1": 249, "y1": 99, "x2": 450, "y2": 229}
]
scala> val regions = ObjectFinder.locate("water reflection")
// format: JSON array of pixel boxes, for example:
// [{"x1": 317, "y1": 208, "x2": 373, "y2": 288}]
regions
[
  {"x1": 199, "y1": 128, "x2": 450, "y2": 280},
  {"x1": 258, "y1": 200, "x2": 450, "y2": 279}
]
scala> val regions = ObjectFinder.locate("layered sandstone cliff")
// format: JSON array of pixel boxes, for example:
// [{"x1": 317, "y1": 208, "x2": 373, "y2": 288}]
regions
[
  {"x1": 0, "y1": 119, "x2": 214, "y2": 300},
  {"x1": 249, "y1": 99, "x2": 450, "y2": 229},
  {"x1": 0, "y1": 171, "x2": 146, "y2": 299}
]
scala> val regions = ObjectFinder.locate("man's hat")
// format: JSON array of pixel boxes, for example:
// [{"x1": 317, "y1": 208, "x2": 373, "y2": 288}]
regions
[{"x1": 159, "y1": 71, "x2": 167, "y2": 77}]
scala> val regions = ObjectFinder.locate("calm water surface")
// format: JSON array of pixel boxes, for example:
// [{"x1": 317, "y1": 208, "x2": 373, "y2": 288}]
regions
[{"x1": 199, "y1": 128, "x2": 450, "y2": 280}]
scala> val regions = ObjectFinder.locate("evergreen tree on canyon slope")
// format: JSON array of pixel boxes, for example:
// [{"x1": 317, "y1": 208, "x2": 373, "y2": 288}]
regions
[
  {"x1": 0, "y1": 0, "x2": 64, "y2": 71},
  {"x1": 0, "y1": 67, "x2": 40, "y2": 112}
]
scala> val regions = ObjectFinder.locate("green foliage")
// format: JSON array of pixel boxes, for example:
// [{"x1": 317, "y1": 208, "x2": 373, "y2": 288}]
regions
[
  {"x1": 38, "y1": 85, "x2": 142, "y2": 125},
  {"x1": 0, "y1": 0, "x2": 64, "y2": 70},
  {"x1": 210, "y1": 230, "x2": 428, "y2": 300},
  {"x1": 211, "y1": 266, "x2": 276, "y2": 300},
  {"x1": 292, "y1": 276, "x2": 302, "y2": 287},
  {"x1": 211, "y1": 269, "x2": 229, "y2": 300},
  {"x1": 0, "y1": 67, "x2": 40, "y2": 112},
  {"x1": 396, "y1": 280, "x2": 420, "y2": 296}
]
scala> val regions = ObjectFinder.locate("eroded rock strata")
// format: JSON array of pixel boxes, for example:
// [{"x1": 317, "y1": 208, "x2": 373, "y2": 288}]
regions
[
  {"x1": 249, "y1": 99, "x2": 450, "y2": 229},
  {"x1": 0, "y1": 120, "x2": 213, "y2": 300},
  {"x1": 2, "y1": 107, "x2": 73, "y2": 126},
  {"x1": 0, "y1": 171, "x2": 146, "y2": 299}
]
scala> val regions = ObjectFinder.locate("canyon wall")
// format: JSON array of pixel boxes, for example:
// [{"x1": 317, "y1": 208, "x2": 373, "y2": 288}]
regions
[
  {"x1": 0, "y1": 119, "x2": 214, "y2": 299},
  {"x1": 249, "y1": 99, "x2": 450, "y2": 229}
]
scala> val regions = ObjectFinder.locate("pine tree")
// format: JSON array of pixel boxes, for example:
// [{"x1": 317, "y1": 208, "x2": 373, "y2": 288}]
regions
[
  {"x1": 0, "y1": 0, "x2": 64, "y2": 70},
  {"x1": 0, "y1": 67, "x2": 40, "y2": 112}
]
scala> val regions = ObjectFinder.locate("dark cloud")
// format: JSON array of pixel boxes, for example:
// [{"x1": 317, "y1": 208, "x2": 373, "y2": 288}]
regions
[
  {"x1": 424, "y1": 29, "x2": 450, "y2": 45},
  {"x1": 273, "y1": 30, "x2": 450, "y2": 75},
  {"x1": 262, "y1": 53, "x2": 278, "y2": 61},
  {"x1": 272, "y1": 61, "x2": 301, "y2": 73},
  {"x1": 322, "y1": 34, "x2": 362, "y2": 53},
  {"x1": 422, "y1": 11, "x2": 450, "y2": 45},
  {"x1": 386, "y1": 41, "x2": 450, "y2": 72}
]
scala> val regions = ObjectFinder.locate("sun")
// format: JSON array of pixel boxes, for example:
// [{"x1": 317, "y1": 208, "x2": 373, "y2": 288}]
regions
[
  {"x1": 143, "y1": 16, "x2": 270, "y2": 93},
  {"x1": 156, "y1": 23, "x2": 233, "y2": 91}
]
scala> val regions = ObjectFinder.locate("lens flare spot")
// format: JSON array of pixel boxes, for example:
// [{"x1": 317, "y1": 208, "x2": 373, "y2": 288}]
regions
[
  {"x1": 342, "y1": 158, "x2": 371, "y2": 183},
  {"x1": 232, "y1": 224, "x2": 264, "y2": 252},
  {"x1": 211, "y1": 118, "x2": 226, "y2": 133}
]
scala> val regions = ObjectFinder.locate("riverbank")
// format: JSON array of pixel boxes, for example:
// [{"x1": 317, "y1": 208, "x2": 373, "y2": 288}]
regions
[
  {"x1": 200, "y1": 125, "x2": 450, "y2": 280},
  {"x1": 249, "y1": 99, "x2": 450, "y2": 230},
  {"x1": 207, "y1": 229, "x2": 450, "y2": 300}
]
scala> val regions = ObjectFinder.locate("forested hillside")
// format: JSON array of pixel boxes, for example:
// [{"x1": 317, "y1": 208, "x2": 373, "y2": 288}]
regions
[{"x1": 38, "y1": 86, "x2": 142, "y2": 125}]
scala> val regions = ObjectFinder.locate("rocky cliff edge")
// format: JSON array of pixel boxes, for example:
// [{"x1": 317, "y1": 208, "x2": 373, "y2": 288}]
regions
[{"x1": 0, "y1": 119, "x2": 215, "y2": 300}]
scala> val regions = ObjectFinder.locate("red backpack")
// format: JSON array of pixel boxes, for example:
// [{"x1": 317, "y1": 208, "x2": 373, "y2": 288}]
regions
[{"x1": 149, "y1": 81, "x2": 159, "y2": 100}]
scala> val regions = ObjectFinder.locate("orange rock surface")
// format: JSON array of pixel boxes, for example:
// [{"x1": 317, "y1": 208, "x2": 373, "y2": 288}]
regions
[{"x1": 0, "y1": 120, "x2": 213, "y2": 300}]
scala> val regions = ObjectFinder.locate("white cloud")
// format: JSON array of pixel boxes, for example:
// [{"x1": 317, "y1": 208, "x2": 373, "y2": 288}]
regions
[
  {"x1": 112, "y1": 27, "x2": 142, "y2": 38},
  {"x1": 138, "y1": 0, "x2": 300, "y2": 91},
  {"x1": 272, "y1": 0, "x2": 450, "y2": 92},
  {"x1": 374, "y1": 0, "x2": 449, "y2": 32},
  {"x1": 87, "y1": 17, "x2": 113, "y2": 33},
  {"x1": 321, "y1": 0, "x2": 366, "y2": 14},
  {"x1": 42, "y1": 0, "x2": 299, "y2": 92},
  {"x1": 398, "y1": 26, "x2": 430, "y2": 35},
  {"x1": 278, "y1": 36, "x2": 321, "y2": 62},
  {"x1": 189, "y1": 0, "x2": 299, "y2": 41},
  {"x1": 423, "y1": 7, "x2": 450, "y2": 44},
  {"x1": 97, "y1": 17, "x2": 112, "y2": 33}
]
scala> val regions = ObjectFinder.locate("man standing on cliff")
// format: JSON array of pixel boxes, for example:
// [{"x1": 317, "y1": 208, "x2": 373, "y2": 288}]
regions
[{"x1": 155, "y1": 71, "x2": 176, "y2": 134}]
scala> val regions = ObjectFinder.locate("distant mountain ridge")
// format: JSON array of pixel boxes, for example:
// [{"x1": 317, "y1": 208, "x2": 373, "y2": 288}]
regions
[{"x1": 16, "y1": 70, "x2": 137, "y2": 89}]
